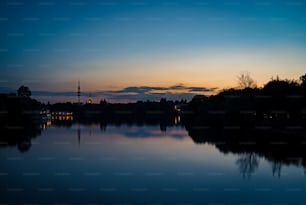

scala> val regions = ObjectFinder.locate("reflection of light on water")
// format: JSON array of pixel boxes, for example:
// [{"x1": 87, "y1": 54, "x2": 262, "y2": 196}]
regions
[
  {"x1": 51, "y1": 112, "x2": 74, "y2": 121},
  {"x1": 77, "y1": 123, "x2": 81, "y2": 148},
  {"x1": 47, "y1": 120, "x2": 52, "y2": 127},
  {"x1": 40, "y1": 124, "x2": 46, "y2": 130},
  {"x1": 40, "y1": 120, "x2": 52, "y2": 130},
  {"x1": 52, "y1": 115, "x2": 73, "y2": 121},
  {"x1": 174, "y1": 116, "x2": 180, "y2": 124},
  {"x1": 52, "y1": 112, "x2": 73, "y2": 116}
]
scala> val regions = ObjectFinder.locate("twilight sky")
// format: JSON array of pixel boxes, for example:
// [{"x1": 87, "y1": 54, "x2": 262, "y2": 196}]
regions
[{"x1": 0, "y1": 0, "x2": 306, "y2": 103}]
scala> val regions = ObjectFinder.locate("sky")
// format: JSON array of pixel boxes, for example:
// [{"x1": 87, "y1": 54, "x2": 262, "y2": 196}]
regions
[{"x1": 0, "y1": 0, "x2": 306, "y2": 103}]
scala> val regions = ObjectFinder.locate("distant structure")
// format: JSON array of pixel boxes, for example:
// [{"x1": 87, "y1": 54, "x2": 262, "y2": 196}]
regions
[
  {"x1": 87, "y1": 94, "x2": 93, "y2": 104},
  {"x1": 77, "y1": 123, "x2": 81, "y2": 148},
  {"x1": 77, "y1": 80, "x2": 81, "y2": 105}
]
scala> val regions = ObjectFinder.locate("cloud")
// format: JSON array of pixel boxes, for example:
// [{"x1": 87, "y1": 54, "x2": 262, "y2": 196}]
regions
[
  {"x1": 0, "y1": 87, "x2": 14, "y2": 93},
  {"x1": 105, "y1": 92, "x2": 196, "y2": 102},
  {"x1": 111, "y1": 86, "x2": 168, "y2": 94},
  {"x1": 105, "y1": 85, "x2": 216, "y2": 95},
  {"x1": 25, "y1": 84, "x2": 218, "y2": 103},
  {"x1": 33, "y1": 91, "x2": 76, "y2": 96},
  {"x1": 188, "y1": 87, "x2": 217, "y2": 92},
  {"x1": 32, "y1": 91, "x2": 99, "y2": 97},
  {"x1": 169, "y1": 84, "x2": 186, "y2": 90}
]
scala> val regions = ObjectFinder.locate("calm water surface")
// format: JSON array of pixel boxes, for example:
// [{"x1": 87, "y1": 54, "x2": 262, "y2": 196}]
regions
[{"x1": 1, "y1": 124, "x2": 306, "y2": 204}]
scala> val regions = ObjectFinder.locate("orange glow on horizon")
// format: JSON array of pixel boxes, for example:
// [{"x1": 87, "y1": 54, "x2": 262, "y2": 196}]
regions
[{"x1": 49, "y1": 46, "x2": 305, "y2": 94}]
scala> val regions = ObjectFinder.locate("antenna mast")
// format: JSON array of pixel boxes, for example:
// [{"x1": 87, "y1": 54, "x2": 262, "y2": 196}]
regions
[{"x1": 77, "y1": 80, "x2": 81, "y2": 105}]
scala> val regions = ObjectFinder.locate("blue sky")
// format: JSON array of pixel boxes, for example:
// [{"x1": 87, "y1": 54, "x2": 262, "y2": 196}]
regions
[{"x1": 1, "y1": 0, "x2": 306, "y2": 102}]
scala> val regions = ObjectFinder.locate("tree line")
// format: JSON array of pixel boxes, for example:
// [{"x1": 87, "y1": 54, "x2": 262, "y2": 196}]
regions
[{"x1": 186, "y1": 73, "x2": 306, "y2": 126}]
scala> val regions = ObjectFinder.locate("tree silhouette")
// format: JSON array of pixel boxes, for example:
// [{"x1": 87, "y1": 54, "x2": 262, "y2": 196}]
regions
[
  {"x1": 300, "y1": 74, "x2": 306, "y2": 104},
  {"x1": 263, "y1": 77, "x2": 300, "y2": 96},
  {"x1": 300, "y1": 73, "x2": 306, "y2": 85},
  {"x1": 237, "y1": 72, "x2": 257, "y2": 89},
  {"x1": 236, "y1": 153, "x2": 259, "y2": 179},
  {"x1": 271, "y1": 161, "x2": 282, "y2": 178},
  {"x1": 18, "y1": 140, "x2": 31, "y2": 153},
  {"x1": 17, "y1": 86, "x2": 31, "y2": 97},
  {"x1": 300, "y1": 74, "x2": 306, "y2": 93}
]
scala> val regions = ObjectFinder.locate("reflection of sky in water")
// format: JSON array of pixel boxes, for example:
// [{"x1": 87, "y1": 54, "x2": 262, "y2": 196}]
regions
[{"x1": 1, "y1": 124, "x2": 306, "y2": 204}]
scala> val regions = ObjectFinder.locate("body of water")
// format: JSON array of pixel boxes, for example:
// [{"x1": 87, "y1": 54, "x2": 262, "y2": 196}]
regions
[{"x1": 1, "y1": 122, "x2": 306, "y2": 204}]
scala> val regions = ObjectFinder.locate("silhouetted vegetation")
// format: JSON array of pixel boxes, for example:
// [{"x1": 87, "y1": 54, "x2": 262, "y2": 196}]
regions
[
  {"x1": 237, "y1": 72, "x2": 257, "y2": 89},
  {"x1": 0, "y1": 87, "x2": 44, "y2": 152},
  {"x1": 17, "y1": 85, "x2": 32, "y2": 97},
  {"x1": 185, "y1": 74, "x2": 306, "y2": 128}
]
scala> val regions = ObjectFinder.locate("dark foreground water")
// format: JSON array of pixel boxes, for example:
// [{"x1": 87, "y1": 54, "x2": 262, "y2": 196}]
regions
[{"x1": 1, "y1": 123, "x2": 306, "y2": 205}]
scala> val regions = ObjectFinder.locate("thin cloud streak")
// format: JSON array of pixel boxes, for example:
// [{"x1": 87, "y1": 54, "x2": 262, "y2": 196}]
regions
[
  {"x1": 104, "y1": 85, "x2": 217, "y2": 95},
  {"x1": 28, "y1": 85, "x2": 217, "y2": 103}
]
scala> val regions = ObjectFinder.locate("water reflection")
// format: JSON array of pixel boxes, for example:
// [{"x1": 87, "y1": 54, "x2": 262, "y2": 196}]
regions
[
  {"x1": 1, "y1": 115, "x2": 306, "y2": 177},
  {"x1": 236, "y1": 153, "x2": 259, "y2": 179},
  {"x1": 1, "y1": 117, "x2": 306, "y2": 204},
  {"x1": 185, "y1": 121, "x2": 306, "y2": 172},
  {"x1": 0, "y1": 117, "x2": 43, "y2": 152}
]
